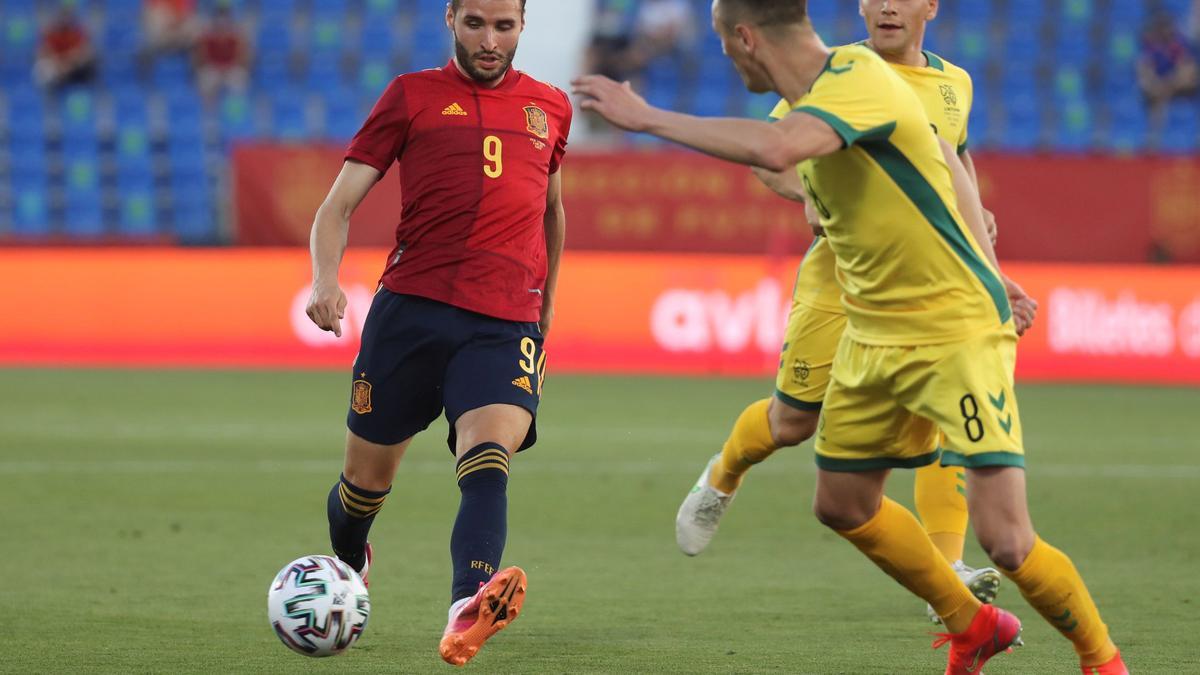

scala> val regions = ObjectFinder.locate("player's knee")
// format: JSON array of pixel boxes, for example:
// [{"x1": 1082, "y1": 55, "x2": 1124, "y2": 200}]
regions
[
  {"x1": 978, "y1": 533, "x2": 1034, "y2": 571},
  {"x1": 768, "y1": 405, "x2": 819, "y2": 447},
  {"x1": 812, "y1": 498, "x2": 872, "y2": 532}
]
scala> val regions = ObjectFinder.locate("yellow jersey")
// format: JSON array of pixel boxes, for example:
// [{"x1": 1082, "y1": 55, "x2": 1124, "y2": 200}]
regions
[
  {"x1": 772, "y1": 46, "x2": 976, "y2": 317},
  {"x1": 777, "y1": 45, "x2": 1009, "y2": 345}
]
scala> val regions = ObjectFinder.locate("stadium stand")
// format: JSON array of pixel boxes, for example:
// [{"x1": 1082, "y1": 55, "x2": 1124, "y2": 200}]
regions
[{"x1": 0, "y1": 0, "x2": 1197, "y2": 241}]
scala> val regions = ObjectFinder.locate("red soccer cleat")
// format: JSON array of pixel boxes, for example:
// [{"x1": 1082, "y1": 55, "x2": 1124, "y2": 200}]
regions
[
  {"x1": 439, "y1": 566, "x2": 527, "y2": 666},
  {"x1": 1082, "y1": 650, "x2": 1129, "y2": 674},
  {"x1": 933, "y1": 604, "x2": 1023, "y2": 675}
]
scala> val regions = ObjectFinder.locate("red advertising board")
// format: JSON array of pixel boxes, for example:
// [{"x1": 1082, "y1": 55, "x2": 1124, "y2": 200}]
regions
[
  {"x1": 232, "y1": 146, "x2": 1200, "y2": 263},
  {"x1": 4, "y1": 248, "x2": 1200, "y2": 386}
]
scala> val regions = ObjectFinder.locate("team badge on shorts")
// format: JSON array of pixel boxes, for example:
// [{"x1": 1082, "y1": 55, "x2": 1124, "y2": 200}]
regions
[
  {"x1": 524, "y1": 105, "x2": 549, "y2": 139},
  {"x1": 793, "y1": 359, "x2": 811, "y2": 384},
  {"x1": 351, "y1": 377, "x2": 373, "y2": 414}
]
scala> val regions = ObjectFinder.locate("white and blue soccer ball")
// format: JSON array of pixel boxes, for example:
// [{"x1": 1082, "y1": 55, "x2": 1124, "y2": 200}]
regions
[{"x1": 267, "y1": 555, "x2": 370, "y2": 657}]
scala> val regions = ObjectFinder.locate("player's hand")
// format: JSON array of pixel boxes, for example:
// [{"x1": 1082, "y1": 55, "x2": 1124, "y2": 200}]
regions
[
  {"x1": 570, "y1": 75, "x2": 653, "y2": 132},
  {"x1": 1002, "y1": 274, "x2": 1038, "y2": 336},
  {"x1": 983, "y1": 207, "x2": 998, "y2": 245},
  {"x1": 306, "y1": 281, "x2": 348, "y2": 338},
  {"x1": 538, "y1": 302, "x2": 554, "y2": 337}
]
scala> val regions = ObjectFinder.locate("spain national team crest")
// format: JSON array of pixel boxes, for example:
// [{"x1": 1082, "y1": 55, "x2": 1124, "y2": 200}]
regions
[
  {"x1": 939, "y1": 84, "x2": 958, "y2": 106},
  {"x1": 352, "y1": 378, "x2": 373, "y2": 414},
  {"x1": 524, "y1": 105, "x2": 549, "y2": 139}
]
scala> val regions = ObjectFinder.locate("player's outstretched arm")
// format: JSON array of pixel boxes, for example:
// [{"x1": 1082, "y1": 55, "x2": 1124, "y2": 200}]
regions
[
  {"x1": 958, "y1": 149, "x2": 997, "y2": 244},
  {"x1": 306, "y1": 160, "x2": 382, "y2": 337},
  {"x1": 571, "y1": 75, "x2": 842, "y2": 171},
  {"x1": 751, "y1": 166, "x2": 806, "y2": 203},
  {"x1": 540, "y1": 170, "x2": 566, "y2": 336},
  {"x1": 939, "y1": 139, "x2": 1037, "y2": 334}
]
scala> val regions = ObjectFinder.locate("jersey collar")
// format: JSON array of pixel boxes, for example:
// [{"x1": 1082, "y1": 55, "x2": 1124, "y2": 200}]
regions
[{"x1": 444, "y1": 59, "x2": 521, "y2": 90}]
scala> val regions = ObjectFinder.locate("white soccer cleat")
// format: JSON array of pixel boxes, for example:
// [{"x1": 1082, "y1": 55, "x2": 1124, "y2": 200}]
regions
[
  {"x1": 675, "y1": 453, "x2": 736, "y2": 556},
  {"x1": 927, "y1": 560, "x2": 1004, "y2": 624}
]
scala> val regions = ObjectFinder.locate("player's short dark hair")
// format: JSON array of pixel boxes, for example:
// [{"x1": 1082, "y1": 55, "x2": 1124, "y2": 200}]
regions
[
  {"x1": 450, "y1": 0, "x2": 527, "y2": 13},
  {"x1": 716, "y1": 0, "x2": 808, "y2": 29}
]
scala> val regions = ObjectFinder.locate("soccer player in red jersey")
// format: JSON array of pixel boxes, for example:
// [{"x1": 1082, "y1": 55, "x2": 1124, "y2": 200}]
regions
[{"x1": 304, "y1": 0, "x2": 571, "y2": 665}]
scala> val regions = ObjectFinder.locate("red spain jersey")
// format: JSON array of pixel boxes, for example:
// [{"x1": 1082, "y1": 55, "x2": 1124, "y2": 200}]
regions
[{"x1": 346, "y1": 61, "x2": 573, "y2": 322}]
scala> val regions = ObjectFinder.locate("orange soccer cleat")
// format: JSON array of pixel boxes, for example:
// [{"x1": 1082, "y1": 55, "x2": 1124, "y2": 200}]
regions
[
  {"x1": 933, "y1": 603, "x2": 1023, "y2": 675},
  {"x1": 438, "y1": 566, "x2": 527, "y2": 667},
  {"x1": 1082, "y1": 650, "x2": 1129, "y2": 675}
]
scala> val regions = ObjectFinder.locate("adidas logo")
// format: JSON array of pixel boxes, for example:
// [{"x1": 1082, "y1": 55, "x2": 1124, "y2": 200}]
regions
[
  {"x1": 441, "y1": 102, "x2": 468, "y2": 116},
  {"x1": 511, "y1": 376, "x2": 533, "y2": 394}
]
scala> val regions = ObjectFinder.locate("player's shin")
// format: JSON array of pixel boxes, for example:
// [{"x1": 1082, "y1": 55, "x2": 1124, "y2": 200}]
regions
[
  {"x1": 1001, "y1": 536, "x2": 1118, "y2": 667},
  {"x1": 327, "y1": 473, "x2": 390, "y2": 572},
  {"x1": 834, "y1": 497, "x2": 981, "y2": 633},
  {"x1": 450, "y1": 442, "x2": 510, "y2": 601},
  {"x1": 711, "y1": 398, "x2": 776, "y2": 494},
  {"x1": 914, "y1": 461, "x2": 969, "y2": 563}
]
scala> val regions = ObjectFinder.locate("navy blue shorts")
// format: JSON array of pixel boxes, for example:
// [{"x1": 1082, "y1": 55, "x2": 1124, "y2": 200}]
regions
[{"x1": 346, "y1": 291, "x2": 545, "y2": 453}]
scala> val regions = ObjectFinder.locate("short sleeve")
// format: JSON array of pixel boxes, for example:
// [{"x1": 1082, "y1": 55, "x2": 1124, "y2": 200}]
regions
[
  {"x1": 957, "y1": 72, "x2": 973, "y2": 155},
  {"x1": 549, "y1": 89, "x2": 573, "y2": 174},
  {"x1": 768, "y1": 97, "x2": 791, "y2": 121},
  {"x1": 345, "y1": 78, "x2": 410, "y2": 173},
  {"x1": 794, "y1": 52, "x2": 899, "y2": 148}
]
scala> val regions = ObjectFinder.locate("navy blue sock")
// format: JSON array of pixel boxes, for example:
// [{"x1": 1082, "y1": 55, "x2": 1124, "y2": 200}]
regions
[
  {"x1": 327, "y1": 473, "x2": 390, "y2": 572},
  {"x1": 450, "y1": 443, "x2": 510, "y2": 601}
]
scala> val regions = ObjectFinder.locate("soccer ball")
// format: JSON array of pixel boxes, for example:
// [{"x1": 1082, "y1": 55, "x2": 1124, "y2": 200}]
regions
[{"x1": 267, "y1": 555, "x2": 370, "y2": 657}]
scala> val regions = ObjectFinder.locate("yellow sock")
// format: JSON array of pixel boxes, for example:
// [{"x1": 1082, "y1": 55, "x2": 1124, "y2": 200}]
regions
[
  {"x1": 837, "y1": 497, "x2": 980, "y2": 633},
  {"x1": 709, "y1": 398, "x2": 776, "y2": 494},
  {"x1": 1002, "y1": 537, "x2": 1118, "y2": 667},
  {"x1": 914, "y1": 462, "x2": 969, "y2": 563}
]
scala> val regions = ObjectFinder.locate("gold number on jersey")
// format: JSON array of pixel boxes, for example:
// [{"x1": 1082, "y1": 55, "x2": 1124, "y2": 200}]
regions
[
  {"x1": 518, "y1": 337, "x2": 537, "y2": 374},
  {"x1": 535, "y1": 350, "x2": 548, "y2": 395},
  {"x1": 483, "y1": 135, "x2": 503, "y2": 178}
]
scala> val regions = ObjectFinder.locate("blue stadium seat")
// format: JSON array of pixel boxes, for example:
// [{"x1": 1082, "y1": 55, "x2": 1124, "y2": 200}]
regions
[
  {"x1": 307, "y1": 16, "x2": 346, "y2": 60},
  {"x1": 58, "y1": 88, "x2": 99, "y2": 144},
  {"x1": 117, "y1": 189, "x2": 158, "y2": 237},
  {"x1": 10, "y1": 177, "x2": 50, "y2": 237},
  {"x1": 217, "y1": 92, "x2": 258, "y2": 144},
  {"x1": 152, "y1": 55, "x2": 192, "y2": 88},
  {"x1": 321, "y1": 89, "x2": 364, "y2": 141},
  {"x1": 267, "y1": 91, "x2": 309, "y2": 141},
  {"x1": 1052, "y1": 101, "x2": 1094, "y2": 152},
  {"x1": 253, "y1": 53, "x2": 293, "y2": 88},
  {"x1": 255, "y1": 20, "x2": 293, "y2": 58},
  {"x1": 957, "y1": 0, "x2": 993, "y2": 23},
  {"x1": 8, "y1": 135, "x2": 47, "y2": 173},
  {"x1": 64, "y1": 189, "x2": 106, "y2": 238},
  {"x1": 358, "y1": 22, "x2": 398, "y2": 62},
  {"x1": 1160, "y1": 102, "x2": 1200, "y2": 155}
]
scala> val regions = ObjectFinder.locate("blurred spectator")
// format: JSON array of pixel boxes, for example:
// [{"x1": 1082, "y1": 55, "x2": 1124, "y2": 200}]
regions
[
  {"x1": 141, "y1": 0, "x2": 198, "y2": 62},
  {"x1": 629, "y1": 0, "x2": 697, "y2": 67},
  {"x1": 1138, "y1": 14, "x2": 1199, "y2": 136},
  {"x1": 33, "y1": 6, "x2": 98, "y2": 90},
  {"x1": 1190, "y1": 0, "x2": 1200, "y2": 43},
  {"x1": 193, "y1": 5, "x2": 250, "y2": 104},
  {"x1": 585, "y1": 1, "x2": 637, "y2": 83}
]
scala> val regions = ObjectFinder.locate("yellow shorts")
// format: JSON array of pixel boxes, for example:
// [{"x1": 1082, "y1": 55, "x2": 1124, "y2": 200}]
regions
[
  {"x1": 774, "y1": 301, "x2": 847, "y2": 411},
  {"x1": 814, "y1": 327, "x2": 1025, "y2": 472}
]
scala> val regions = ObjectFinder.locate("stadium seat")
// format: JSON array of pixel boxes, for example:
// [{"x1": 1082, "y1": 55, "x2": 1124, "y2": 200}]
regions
[
  {"x1": 64, "y1": 190, "x2": 106, "y2": 238},
  {"x1": 267, "y1": 91, "x2": 310, "y2": 141},
  {"x1": 9, "y1": 178, "x2": 50, "y2": 237},
  {"x1": 217, "y1": 92, "x2": 259, "y2": 145},
  {"x1": 117, "y1": 189, "x2": 158, "y2": 237}
]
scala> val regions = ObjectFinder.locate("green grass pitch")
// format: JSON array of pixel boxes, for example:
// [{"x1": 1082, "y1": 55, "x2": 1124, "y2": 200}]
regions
[{"x1": 1, "y1": 370, "x2": 1196, "y2": 673}]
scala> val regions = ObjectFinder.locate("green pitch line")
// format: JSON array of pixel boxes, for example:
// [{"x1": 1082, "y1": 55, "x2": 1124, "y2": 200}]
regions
[{"x1": 0, "y1": 370, "x2": 1195, "y2": 672}]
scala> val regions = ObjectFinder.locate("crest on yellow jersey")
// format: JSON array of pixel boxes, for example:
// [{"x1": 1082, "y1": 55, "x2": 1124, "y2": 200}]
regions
[
  {"x1": 939, "y1": 84, "x2": 958, "y2": 106},
  {"x1": 524, "y1": 105, "x2": 549, "y2": 139}
]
